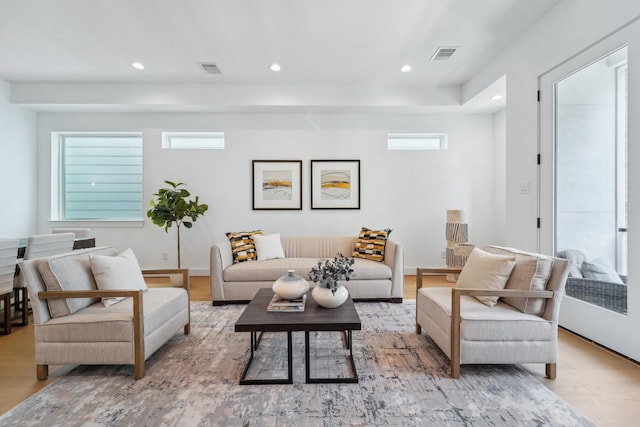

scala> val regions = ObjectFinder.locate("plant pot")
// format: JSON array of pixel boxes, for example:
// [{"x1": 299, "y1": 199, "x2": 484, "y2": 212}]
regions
[
  {"x1": 311, "y1": 284, "x2": 348, "y2": 308},
  {"x1": 272, "y1": 270, "x2": 309, "y2": 300}
]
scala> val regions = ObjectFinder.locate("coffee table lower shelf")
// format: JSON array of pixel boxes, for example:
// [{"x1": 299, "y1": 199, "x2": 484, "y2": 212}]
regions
[{"x1": 238, "y1": 329, "x2": 358, "y2": 385}]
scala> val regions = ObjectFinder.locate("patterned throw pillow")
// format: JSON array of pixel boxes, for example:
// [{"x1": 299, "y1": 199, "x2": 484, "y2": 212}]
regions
[
  {"x1": 353, "y1": 227, "x2": 392, "y2": 262},
  {"x1": 226, "y1": 230, "x2": 263, "y2": 264}
]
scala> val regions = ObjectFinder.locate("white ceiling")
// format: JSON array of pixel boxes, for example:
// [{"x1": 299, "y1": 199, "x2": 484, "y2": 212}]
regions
[{"x1": 0, "y1": 0, "x2": 560, "y2": 112}]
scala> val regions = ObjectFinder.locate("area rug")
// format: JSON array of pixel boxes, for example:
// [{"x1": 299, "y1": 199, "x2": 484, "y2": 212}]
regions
[{"x1": 0, "y1": 301, "x2": 594, "y2": 427}]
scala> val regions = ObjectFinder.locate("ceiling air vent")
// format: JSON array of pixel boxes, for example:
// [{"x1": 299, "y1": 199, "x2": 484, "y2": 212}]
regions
[
  {"x1": 198, "y1": 62, "x2": 222, "y2": 74},
  {"x1": 430, "y1": 46, "x2": 458, "y2": 61}
]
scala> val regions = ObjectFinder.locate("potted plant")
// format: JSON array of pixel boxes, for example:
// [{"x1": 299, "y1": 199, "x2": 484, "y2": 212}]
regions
[
  {"x1": 308, "y1": 253, "x2": 355, "y2": 308},
  {"x1": 147, "y1": 180, "x2": 208, "y2": 268}
]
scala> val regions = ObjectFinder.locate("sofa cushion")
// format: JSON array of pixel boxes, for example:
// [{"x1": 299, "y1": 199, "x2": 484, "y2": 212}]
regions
[
  {"x1": 254, "y1": 233, "x2": 285, "y2": 261},
  {"x1": 418, "y1": 287, "x2": 553, "y2": 342},
  {"x1": 484, "y1": 246, "x2": 553, "y2": 316},
  {"x1": 582, "y1": 258, "x2": 623, "y2": 284},
  {"x1": 353, "y1": 227, "x2": 391, "y2": 262},
  {"x1": 37, "y1": 287, "x2": 187, "y2": 343},
  {"x1": 455, "y1": 248, "x2": 516, "y2": 306},
  {"x1": 223, "y1": 257, "x2": 392, "y2": 282},
  {"x1": 90, "y1": 248, "x2": 148, "y2": 307},
  {"x1": 38, "y1": 248, "x2": 119, "y2": 318},
  {"x1": 226, "y1": 230, "x2": 263, "y2": 264}
]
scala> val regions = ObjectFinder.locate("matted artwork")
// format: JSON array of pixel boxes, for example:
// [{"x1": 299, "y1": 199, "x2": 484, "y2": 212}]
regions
[
  {"x1": 252, "y1": 160, "x2": 302, "y2": 210},
  {"x1": 311, "y1": 160, "x2": 360, "y2": 209}
]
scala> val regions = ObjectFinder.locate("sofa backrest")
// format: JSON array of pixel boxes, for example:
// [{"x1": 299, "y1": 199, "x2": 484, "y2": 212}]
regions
[
  {"x1": 280, "y1": 237, "x2": 357, "y2": 259},
  {"x1": 19, "y1": 246, "x2": 118, "y2": 325}
]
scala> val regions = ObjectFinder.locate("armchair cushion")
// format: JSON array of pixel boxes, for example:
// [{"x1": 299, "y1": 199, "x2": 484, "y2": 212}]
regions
[
  {"x1": 484, "y1": 246, "x2": 553, "y2": 316},
  {"x1": 38, "y1": 248, "x2": 118, "y2": 318},
  {"x1": 90, "y1": 248, "x2": 148, "y2": 306},
  {"x1": 455, "y1": 248, "x2": 516, "y2": 306}
]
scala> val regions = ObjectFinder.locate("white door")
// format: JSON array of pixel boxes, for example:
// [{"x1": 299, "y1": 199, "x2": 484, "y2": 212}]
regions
[{"x1": 539, "y1": 24, "x2": 640, "y2": 360}]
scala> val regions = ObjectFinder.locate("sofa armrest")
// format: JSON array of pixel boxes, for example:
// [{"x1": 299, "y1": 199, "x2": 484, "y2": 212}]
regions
[
  {"x1": 210, "y1": 242, "x2": 232, "y2": 301},
  {"x1": 416, "y1": 267, "x2": 462, "y2": 294},
  {"x1": 384, "y1": 240, "x2": 404, "y2": 300}
]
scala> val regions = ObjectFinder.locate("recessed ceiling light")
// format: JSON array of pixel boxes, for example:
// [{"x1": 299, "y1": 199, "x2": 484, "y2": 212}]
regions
[
  {"x1": 400, "y1": 65, "x2": 412, "y2": 73},
  {"x1": 131, "y1": 62, "x2": 145, "y2": 70},
  {"x1": 270, "y1": 63, "x2": 281, "y2": 72},
  {"x1": 491, "y1": 95, "x2": 503, "y2": 101}
]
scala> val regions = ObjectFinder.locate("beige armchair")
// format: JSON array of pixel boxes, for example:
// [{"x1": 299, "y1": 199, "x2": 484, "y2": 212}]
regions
[
  {"x1": 19, "y1": 246, "x2": 190, "y2": 380},
  {"x1": 0, "y1": 238, "x2": 19, "y2": 335},
  {"x1": 416, "y1": 246, "x2": 570, "y2": 379}
]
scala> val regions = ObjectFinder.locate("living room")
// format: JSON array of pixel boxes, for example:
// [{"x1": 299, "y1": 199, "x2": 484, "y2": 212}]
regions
[{"x1": 1, "y1": 0, "x2": 640, "y2": 425}]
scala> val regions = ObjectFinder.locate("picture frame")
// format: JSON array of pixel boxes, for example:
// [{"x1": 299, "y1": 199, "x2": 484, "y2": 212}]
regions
[
  {"x1": 252, "y1": 160, "x2": 302, "y2": 210},
  {"x1": 310, "y1": 160, "x2": 360, "y2": 209}
]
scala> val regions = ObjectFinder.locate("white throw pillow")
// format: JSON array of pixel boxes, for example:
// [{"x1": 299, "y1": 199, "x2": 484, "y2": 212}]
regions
[
  {"x1": 582, "y1": 258, "x2": 623, "y2": 284},
  {"x1": 253, "y1": 233, "x2": 285, "y2": 261},
  {"x1": 89, "y1": 248, "x2": 148, "y2": 307},
  {"x1": 456, "y1": 248, "x2": 517, "y2": 306}
]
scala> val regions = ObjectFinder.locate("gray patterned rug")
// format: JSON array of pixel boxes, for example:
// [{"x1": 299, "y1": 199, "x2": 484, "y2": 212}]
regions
[{"x1": 1, "y1": 301, "x2": 593, "y2": 426}]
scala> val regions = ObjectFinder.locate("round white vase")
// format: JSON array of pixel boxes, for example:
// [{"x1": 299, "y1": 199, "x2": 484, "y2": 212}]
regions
[
  {"x1": 272, "y1": 270, "x2": 309, "y2": 300},
  {"x1": 311, "y1": 284, "x2": 348, "y2": 308}
]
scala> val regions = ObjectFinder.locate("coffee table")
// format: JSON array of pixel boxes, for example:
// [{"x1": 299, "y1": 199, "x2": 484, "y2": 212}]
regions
[{"x1": 234, "y1": 287, "x2": 362, "y2": 385}]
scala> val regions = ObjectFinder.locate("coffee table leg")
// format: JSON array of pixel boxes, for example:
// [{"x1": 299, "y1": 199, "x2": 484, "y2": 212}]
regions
[
  {"x1": 240, "y1": 331, "x2": 293, "y2": 385},
  {"x1": 305, "y1": 330, "x2": 358, "y2": 384}
]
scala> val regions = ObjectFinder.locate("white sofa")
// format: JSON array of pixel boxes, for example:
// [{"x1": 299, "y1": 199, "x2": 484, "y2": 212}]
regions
[
  {"x1": 210, "y1": 236, "x2": 403, "y2": 304},
  {"x1": 20, "y1": 246, "x2": 190, "y2": 380},
  {"x1": 416, "y1": 246, "x2": 570, "y2": 378}
]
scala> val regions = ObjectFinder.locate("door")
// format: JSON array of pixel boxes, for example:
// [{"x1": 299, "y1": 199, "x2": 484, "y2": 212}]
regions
[{"x1": 539, "y1": 26, "x2": 639, "y2": 360}]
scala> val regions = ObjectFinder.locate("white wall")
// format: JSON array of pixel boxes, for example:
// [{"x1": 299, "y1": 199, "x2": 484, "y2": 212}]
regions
[
  {"x1": 463, "y1": 0, "x2": 640, "y2": 252},
  {"x1": 493, "y1": 108, "x2": 506, "y2": 245},
  {"x1": 36, "y1": 112, "x2": 501, "y2": 274},
  {"x1": 0, "y1": 79, "x2": 37, "y2": 238}
]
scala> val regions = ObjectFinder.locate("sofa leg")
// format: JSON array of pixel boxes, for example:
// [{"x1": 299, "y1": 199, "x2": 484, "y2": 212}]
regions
[
  {"x1": 415, "y1": 323, "x2": 422, "y2": 334},
  {"x1": 184, "y1": 323, "x2": 191, "y2": 335},
  {"x1": 135, "y1": 362, "x2": 145, "y2": 380},
  {"x1": 212, "y1": 301, "x2": 225, "y2": 306},
  {"x1": 36, "y1": 364, "x2": 48, "y2": 380},
  {"x1": 545, "y1": 363, "x2": 556, "y2": 379},
  {"x1": 450, "y1": 359, "x2": 460, "y2": 379}
]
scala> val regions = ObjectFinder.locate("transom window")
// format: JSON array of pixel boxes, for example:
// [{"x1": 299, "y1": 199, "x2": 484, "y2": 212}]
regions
[
  {"x1": 51, "y1": 132, "x2": 143, "y2": 220},
  {"x1": 387, "y1": 133, "x2": 448, "y2": 150},
  {"x1": 161, "y1": 132, "x2": 225, "y2": 149}
]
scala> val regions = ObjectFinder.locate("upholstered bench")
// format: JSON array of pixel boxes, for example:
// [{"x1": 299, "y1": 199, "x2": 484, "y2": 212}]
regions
[{"x1": 20, "y1": 246, "x2": 190, "y2": 380}]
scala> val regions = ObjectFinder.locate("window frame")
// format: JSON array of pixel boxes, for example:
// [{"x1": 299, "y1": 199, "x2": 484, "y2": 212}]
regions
[
  {"x1": 387, "y1": 133, "x2": 448, "y2": 150},
  {"x1": 161, "y1": 131, "x2": 225, "y2": 150},
  {"x1": 50, "y1": 131, "x2": 144, "y2": 224}
]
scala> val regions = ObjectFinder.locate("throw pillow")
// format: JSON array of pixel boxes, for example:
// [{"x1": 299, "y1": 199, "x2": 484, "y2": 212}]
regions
[
  {"x1": 353, "y1": 227, "x2": 392, "y2": 262},
  {"x1": 456, "y1": 247, "x2": 516, "y2": 306},
  {"x1": 226, "y1": 230, "x2": 263, "y2": 263},
  {"x1": 254, "y1": 233, "x2": 285, "y2": 261},
  {"x1": 89, "y1": 248, "x2": 148, "y2": 307},
  {"x1": 483, "y1": 246, "x2": 553, "y2": 315},
  {"x1": 582, "y1": 258, "x2": 623, "y2": 284}
]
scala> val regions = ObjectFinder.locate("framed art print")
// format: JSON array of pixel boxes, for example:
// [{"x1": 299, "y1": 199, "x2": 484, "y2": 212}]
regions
[
  {"x1": 252, "y1": 160, "x2": 302, "y2": 210},
  {"x1": 311, "y1": 160, "x2": 360, "y2": 209}
]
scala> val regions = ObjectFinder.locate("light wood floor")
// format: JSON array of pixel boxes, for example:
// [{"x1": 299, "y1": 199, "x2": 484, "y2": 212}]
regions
[{"x1": 1, "y1": 275, "x2": 639, "y2": 426}]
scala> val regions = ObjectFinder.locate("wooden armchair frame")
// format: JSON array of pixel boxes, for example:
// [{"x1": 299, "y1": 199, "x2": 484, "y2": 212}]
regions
[
  {"x1": 416, "y1": 267, "x2": 557, "y2": 379},
  {"x1": 37, "y1": 268, "x2": 190, "y2": 380}
]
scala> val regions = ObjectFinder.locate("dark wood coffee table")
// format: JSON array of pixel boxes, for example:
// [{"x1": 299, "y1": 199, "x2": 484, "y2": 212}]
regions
[{"x1": 234, "y1": 287, "x2": 362, "y2": 385}]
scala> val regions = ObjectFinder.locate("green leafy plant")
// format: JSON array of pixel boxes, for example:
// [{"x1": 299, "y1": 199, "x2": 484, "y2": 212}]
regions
[
  {"x1": 147, "y1": 180, "x2": 208, "y2": 268},
  {"x1": 308, "y1": 253, "x2": 355, "y2": 295}
]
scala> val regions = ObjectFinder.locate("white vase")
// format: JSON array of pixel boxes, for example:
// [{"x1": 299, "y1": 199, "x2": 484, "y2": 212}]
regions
[
  {"x1": 272, "y1": 270, "x2": 309, "y2": 300},
  {"x1": 311, "y1": 284, "x2": 348, "y2": 308}
]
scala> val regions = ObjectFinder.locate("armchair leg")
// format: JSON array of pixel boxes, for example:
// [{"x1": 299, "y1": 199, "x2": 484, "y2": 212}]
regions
[
  {"x1": 545, "y1": 363, "x2": 557, "y2": 379},
  {"x1": 36, "y1": 364, "x2": 49, "y2": 380},
  {"x1": 415, "y1": 323, "x2": 421, "y2": 334},
  {"x1": 184, "y1": 323, "x2": 190, "y2": 335},
  {"x1": 134, "y1": 362, "x2": 145, "y2": 380}
]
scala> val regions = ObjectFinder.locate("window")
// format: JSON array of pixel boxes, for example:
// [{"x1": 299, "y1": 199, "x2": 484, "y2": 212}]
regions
[
  {"x1": 52, "y1": 133, "x2": 143, "y2": 220},
  {"x1": 161, "y1": 132, "x2": 225, "y2": 149},
  {"x1": 387, "y1": 133, "x2": 448, "y2": 150}
]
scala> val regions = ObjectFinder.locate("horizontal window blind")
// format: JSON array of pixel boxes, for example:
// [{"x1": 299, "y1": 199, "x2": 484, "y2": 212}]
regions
[{"x1": 60, "y1": 134, "x2": 143, "y2": 220}]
